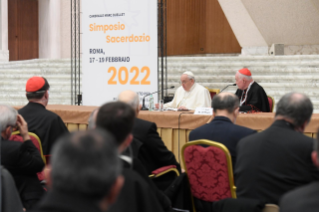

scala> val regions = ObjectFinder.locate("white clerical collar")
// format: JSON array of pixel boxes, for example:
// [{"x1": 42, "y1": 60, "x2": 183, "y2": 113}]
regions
[
  {"x1": 120, "y1": 155, "x2": 132, "y2": 165},
  {"x1": 240, "y1": 81, "x2": 254, "y2": 106}
]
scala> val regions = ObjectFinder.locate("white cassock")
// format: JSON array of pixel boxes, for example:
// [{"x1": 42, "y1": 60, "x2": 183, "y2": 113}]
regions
[{"x1": 164, "y1": 83, "x2": 212, "y2": 110}]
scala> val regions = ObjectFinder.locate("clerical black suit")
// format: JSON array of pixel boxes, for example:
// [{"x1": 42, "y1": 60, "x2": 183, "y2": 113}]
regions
[
  {"x1": 132, "y1": 118, "x2": 181, "y2": 190},
  {"x1": 108, "y1": 158, "x2": 166, "y2": 212},
  {"x1": 235, "y1": 82, "x2": 270, "y2": 112},
  {"x1": 132, "y1": 118, "x2": 181, "y2": 173},
  {"x1": 235, "y1": 120, "x2": 319, "y2": 204},
  {"x1": 19, "y1": 102, "x2": 69, "y2": 155},
  {"x1": 32, "y1": 189, "x2": 103, "y2": 212},
  {"x1": 120, "y1": 156, "x2": 172, "y2": 212},
  {"x1": 189, "y1": 116, "x2": 256, "y2": 168},
  {"x1": 280, "y1": 181, "x2": 319, "y2": 212},
  {"x1": 1, "y1": 138, "x2": 45, "y2": 209}
]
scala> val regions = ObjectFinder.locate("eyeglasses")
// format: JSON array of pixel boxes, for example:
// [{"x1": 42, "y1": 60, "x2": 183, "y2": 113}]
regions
[{"x1": 180, "y1": 79, "x2": 191, "y2": 85}]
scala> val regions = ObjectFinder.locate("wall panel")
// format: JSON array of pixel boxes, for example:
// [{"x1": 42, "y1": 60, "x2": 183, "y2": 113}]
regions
[
  {"x1": 167, "y1": 0, "x2": 241, "y2": 55},
  {"x1": 8, "y1": 0, "x2": 38, "y2": 61}
]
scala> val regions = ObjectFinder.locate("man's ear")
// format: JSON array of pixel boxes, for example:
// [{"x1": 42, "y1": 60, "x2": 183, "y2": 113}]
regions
[
  {"x1": 312, "y1": 151, "x2": 319, "y2": 167},
  {"x1": 106, "y1": 175, "x2": 124, "y2": 205},
  {"x1": 119, "y1": 134, "x2": 133, "y2": 153},
  {"x1": 44, "y1": 90, "x2": 49, "y2": 99},
  {"x1": 3, "y1": 126, "x2": 12, "y2": 139},
  {"x1": 44, "y1": 165, "x2": 52, "y2": 189},
  {"x1": 296, "y1": 120, "x2": 308, "y2": 133},
  {"x1": 125, "y1": 134, "x2": 133, "y2": 147}
]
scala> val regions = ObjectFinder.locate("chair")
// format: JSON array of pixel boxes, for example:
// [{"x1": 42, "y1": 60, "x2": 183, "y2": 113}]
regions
[
  {"x1": 149, "y1": 165, "x2": 180, "y2": 179},
  {"x1": 182, "y1": 139, "x2": 236, "y2": 212},
  {"x1": 10, "y1": 131, "x2": 46, "y2": 181},
  {"x1": 262, "y1": 204, "x2": 279, "y2": 212},
  {"x1": 267, "y1": 95, "x2": 275, "y2": 112},
  {"x1": 206, "y1": 88, "x2": 220, "y2": 100},
  {"x1": 11, "y1": 131, "x2": 46, "y2": 164}
]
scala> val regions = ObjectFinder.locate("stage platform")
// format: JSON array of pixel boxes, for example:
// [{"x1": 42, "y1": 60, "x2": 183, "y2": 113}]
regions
[{"x1": 15, "y1": 105, "x2": 319, "y2": 163}]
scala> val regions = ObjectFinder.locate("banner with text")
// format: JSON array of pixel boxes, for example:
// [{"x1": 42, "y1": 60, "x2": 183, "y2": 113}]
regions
[{"x1": 82, "y1": 0, "x2": 158, "y2": 106}]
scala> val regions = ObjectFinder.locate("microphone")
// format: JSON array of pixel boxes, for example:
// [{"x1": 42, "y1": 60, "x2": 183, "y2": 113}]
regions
[
  {"x1": 220, "y1": 83, "x2": 237, "y2": 93},
  {"x1": 141, "y1": 86, "x2": 175, "y2": 111}
]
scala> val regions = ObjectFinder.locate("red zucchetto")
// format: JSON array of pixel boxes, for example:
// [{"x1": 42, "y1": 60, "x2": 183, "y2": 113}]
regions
[
  {"x1": 238, "y1": 68, "x2": 252, "y2": 76},
  {"x1": 26, "y1": 76, "x2": 46, "y2": 92}
]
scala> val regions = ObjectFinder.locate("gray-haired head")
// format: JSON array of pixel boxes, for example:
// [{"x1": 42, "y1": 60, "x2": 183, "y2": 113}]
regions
[
  {"x1": 88, "y1": 108, "x2": 99, "y2": 129},
  {"x1": 212, "y1": 93, "x2": 240, "y2": 114},
  {"x1": 0, "y1": 104, "x2": 18, "y2": 132},
  {"x1": 50, "y1": 129, "x2": 121, "y2": 199},
  {"x1": 275, "y1": 92, "x2": 313, "y2": 128},
  {"x1": 118, "y1": 90, "x2": 140, "y2": 114}
]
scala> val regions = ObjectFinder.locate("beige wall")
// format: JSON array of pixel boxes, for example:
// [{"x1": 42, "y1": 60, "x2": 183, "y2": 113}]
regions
[
  {"x1": 218, "y1": 0, "x2": 319, "y2": 55},
  {"x1": 61, "y1": 0, "x2": 71, "y2": 59},
  {"x1": 39, "y1": 0, "x2": 72, "y2": 59}
]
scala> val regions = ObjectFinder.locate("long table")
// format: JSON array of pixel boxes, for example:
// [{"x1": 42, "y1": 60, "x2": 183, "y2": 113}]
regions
[{"x1": 15, "y1": 105, "x2": 319, "y2": 162}]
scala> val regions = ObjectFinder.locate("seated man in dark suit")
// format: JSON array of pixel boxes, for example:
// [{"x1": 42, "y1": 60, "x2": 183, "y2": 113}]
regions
[
  {"x1": 189, "y1": 92, "x2": 256, "y2": 168},
  {"x1": 19, "y1": 76, "x2": 69, "y2": 155},
  {"x1": 96, "y1": 101, "x2": 169, "y2": 212},
  {"x1": 0, "y1": 104, "x2": 45, "y2": 210},
  {"x1": 280, "y1": 128, "x2": 319, "y2": 212},
  {"x1": 235, "y1": 92, "x2": 319, "y2": 204},
  {"x1": 33, "y1": 129, "x2": 124, "y2": 212},
  {"x1": 118, "y1": 90, "x2": 181, "y2": 190}
]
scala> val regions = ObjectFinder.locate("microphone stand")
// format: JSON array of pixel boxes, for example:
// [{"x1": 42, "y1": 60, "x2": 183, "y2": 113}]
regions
[
  {"x1": 220, "y1": 83, "x2": 237, "y2": 93},
  {"x1": 141, "y1": 86, "x2": 175, "y2": 111},
  {"x1": 141, "y1": 90, "x2": 158, "y2": 111}
]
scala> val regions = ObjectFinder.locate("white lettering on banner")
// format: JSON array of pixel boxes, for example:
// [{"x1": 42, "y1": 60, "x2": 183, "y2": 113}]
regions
[
  {"x1": 194, "y1": 107, "x2": 213, "y2": 115},
  {"x1": 82, "y1": 0, "x2": 158, "y2": 106}
]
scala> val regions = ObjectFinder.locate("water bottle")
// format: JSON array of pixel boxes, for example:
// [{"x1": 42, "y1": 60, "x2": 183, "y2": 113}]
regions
[{"x1": 149, "y1": 94, "x2": 154, "y2": 111}]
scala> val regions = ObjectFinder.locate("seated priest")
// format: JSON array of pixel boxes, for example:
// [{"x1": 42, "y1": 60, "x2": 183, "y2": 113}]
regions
[
  {"x1": 235, "y1": 68, "x2": 270, "y2": 112},
  {"x1": 164, "y1": 71, "x2": 211, "y2": 110}
]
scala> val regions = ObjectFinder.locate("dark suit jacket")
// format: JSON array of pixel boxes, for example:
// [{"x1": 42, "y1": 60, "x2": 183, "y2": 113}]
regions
[
  {"x1": 235, "y1": 120, "x2": 319, "y2": 204},
  {"x1": 1, "y1": 167, "x2": 24, "y2": 212},
  {"x1": 32, "y1": 189, "x2": 102, "y2": 212},
  {"x1": 108, "y1": 159, "x2": 165, "y2": 212},
  {"x1": 121, "y1": 157, "x2": 171, "y2": 212},
  {"x1": 132, "y1": 118, "x2": 181, "y2": 173},
  {"x1": 19, "y1": 102, "x2": 69, "y2": 155},
  {"x1": 189, "y1": 116, "x2": 256, "y2": 168},
  {"x1": 280, "y1": 181, "x2": 319, "y2": 212},
  {"x1": 1, "y1": 138, "x2": 45, "y2": 209}
]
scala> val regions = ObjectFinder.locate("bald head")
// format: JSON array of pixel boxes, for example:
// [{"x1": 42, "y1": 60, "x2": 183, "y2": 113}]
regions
[
  {"x1": 276, "y1": 92, "x2": 313, "y2": 127},
  {"x1": 212, "y1": 93, "x2": 240, "y2": 114},
  {"x1": 118, "y1": 90, "x2": 140, "y2": 114}
]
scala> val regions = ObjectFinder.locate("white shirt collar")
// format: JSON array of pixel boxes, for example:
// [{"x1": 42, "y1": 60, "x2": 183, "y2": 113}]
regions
[{"x1": 120, "y1": 155, "x2": 132, "y2": 165}]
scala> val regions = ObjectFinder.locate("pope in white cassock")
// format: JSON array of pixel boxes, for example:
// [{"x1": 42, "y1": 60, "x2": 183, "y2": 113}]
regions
[{"x1": 164, "y1": 71, "x2": 212, "y2": 110}]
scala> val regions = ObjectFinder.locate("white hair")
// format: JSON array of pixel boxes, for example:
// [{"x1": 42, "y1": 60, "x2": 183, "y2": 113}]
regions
[
  {"x1": 237, "y1": 71, "x2": 252, "y2": 81},
  {"x1": 127, "y1": 93, "x2": 140, "y2": 110},
  {"x1": 182, "y1": 71, "x2": 195, "y2": 82},
  {"x1": 0, "y1": 104, "x2": 18, "y2": 132}
]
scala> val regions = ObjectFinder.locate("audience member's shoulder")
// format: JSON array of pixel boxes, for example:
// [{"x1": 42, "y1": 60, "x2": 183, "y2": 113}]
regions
[
  {"x1": 135, "y1": 118, "x2": 155, "y2": 129},
  {"x1": 234, "y1": 124, "x2": 257, "y2": 135},
  {"x1": 42, "y1": 108, "x2": 63, "y2": 120},
  {"x1": 280, "y1": 182, "x2": 319, "y2": 211}
]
